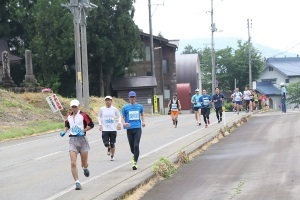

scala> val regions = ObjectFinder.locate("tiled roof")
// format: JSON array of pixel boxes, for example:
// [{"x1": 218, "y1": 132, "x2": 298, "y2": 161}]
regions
[
  {"x1": 266, "y1": 57, "x2": 300, "y2": 76},
  {"x1": 256, "y1": 82, "x2": 281, "y2": 95},
  {"x1": 0, "y1": 39, "x2": 22, "y2": 63}
]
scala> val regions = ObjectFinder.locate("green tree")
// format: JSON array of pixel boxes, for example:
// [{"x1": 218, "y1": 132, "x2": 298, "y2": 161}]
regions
[
  {"x1": 87, "y1": 0, "x2": 143, "y2": 96},
  {"x1": 29, "y1": 0, "x2": 74, "y2": 92},
  {"x1": 287, "y1": 82, "x2": 300, "y2": 105},
  {"x1": 182, "y1": 41, "x2": 264, "y2": 94}
]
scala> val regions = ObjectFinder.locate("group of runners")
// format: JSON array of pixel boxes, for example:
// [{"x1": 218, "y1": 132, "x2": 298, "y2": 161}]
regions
[
  {"x1": 189, "y1": 87, "x2": 225, "y2": 128},
  {"x1": 60, "y1": 91, "x2": 144, "y2": 190},
  {"x1": 60, "y1": 84, "x2": 287, "y2": 190}
]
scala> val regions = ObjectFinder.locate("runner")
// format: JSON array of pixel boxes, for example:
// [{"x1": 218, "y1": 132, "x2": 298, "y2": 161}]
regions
[
  {"x1": 98, "y1": 96, "x2": 122, "y2": 161},
  {"x1": 243, "y1": 86, "x2": 251, "y2": 113},
  {"x1": 122, "y1": 91, "x2": 145, "y2": 170},
  {"x1": 60, "y1": 99, "x2": 94, "y2": 190},
  {"x1": 191, "y1": 88, "x2": 202, "y2": 126},
  {"x1": 199, "y1": 89, "x2": 212, "y2": 128},
  {"x1": 231, "y1": 90, "x2": 236, "y2": 112},
  {"x1": 231, "y1": 88, "x2": 243, "y2": 114},
  {"x1": 168, "y1": 93, "x2": 182, "y2": 128},
  {"x1": 212, "y1": 87, "x2": 225, "y2": 123}
]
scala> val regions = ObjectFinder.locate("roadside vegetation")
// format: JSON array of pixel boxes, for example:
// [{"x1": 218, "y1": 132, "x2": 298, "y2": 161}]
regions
[{"x1": 0, "y1": 89, "x2": 127, "y2": 141}]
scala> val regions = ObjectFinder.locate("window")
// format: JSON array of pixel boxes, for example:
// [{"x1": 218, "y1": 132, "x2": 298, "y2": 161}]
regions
[
  {"x1": 269, "y1": 67, "x2": 273, "y2": 71},
  {"x1": 164, "y1": 85, "x2": 170, "y2": 99},
  {"x1": 285, "y1": 79, "x2": 289, "y2": 83},
  {"x1": 162, "y1": 59, "x2": 169, "y2": 73},
  {"x1": 145, "y1": 46, "x2": 150, "y2": 61}
]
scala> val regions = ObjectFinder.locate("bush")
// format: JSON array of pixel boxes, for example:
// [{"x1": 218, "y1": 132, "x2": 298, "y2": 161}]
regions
[{"x1": 152, "y1": 157, "x2": 176, "y2": 178}]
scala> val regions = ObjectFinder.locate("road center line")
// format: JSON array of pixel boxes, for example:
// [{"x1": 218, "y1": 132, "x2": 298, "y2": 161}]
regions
[{"x1": 35, "y1": 151, "x2": 62, "y2": 160}]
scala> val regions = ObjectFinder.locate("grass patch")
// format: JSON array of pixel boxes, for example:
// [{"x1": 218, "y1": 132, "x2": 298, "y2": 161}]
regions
[{"x1": 0, "y1": 120, "x2": 63, "y2": 140}]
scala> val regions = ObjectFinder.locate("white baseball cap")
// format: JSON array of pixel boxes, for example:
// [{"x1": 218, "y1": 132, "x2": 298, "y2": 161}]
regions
[
  {"x1": 280, "y1": 82, "x2": 285, "y2": 86},
  {"x1": 70, "y1": 99, "x2": 80, "y2": 107},
  {"x1": 104, "y1": 96, "x2": 113, "y2": 100},
  {"x1": 195, "y1": 88, "x2": 200, "y2": 92}
]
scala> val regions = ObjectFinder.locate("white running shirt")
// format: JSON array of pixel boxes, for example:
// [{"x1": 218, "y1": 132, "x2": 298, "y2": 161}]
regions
[
  {"x1": 243, "y1": 90, "x2": 251, "y2": 100},
  {"x1": 98, "y1": 106, "x2": 121, "y2": 131}
]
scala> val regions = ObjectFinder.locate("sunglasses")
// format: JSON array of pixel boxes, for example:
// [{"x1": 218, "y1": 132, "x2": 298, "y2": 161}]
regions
[{"x1": 71, "y1": 106, "x2": 78, "y2": 108}]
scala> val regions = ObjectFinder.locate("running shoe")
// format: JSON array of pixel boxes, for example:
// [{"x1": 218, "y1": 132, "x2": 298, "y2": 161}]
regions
[
  {"x1": 111, "y1": 155, "x2": 114, "y2": 161},
  {"x1": 198, "y1": 122, "x2": 201, "y2": 126},
  {"x1": 75, "y1": 182, "x2": 82, "y2": 190},
  {"x1": 132, "y1": 162, "x2": 138, "y2": 170},
  {"x1": 83, "y1": 168, "x2": 90, "y2": 177},
  {"x1": 107, "y1": 147, "x2": 111, "y2": 156},
  {"x1": 218, "y1": 120, "x2": 220, "y2": 124},
  {"x1": 205, "y1": 124, "x2": 208, "y2": 128}
]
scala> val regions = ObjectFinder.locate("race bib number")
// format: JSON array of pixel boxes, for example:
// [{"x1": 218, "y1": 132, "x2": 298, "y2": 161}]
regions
[
  {"x1": 71, "y1": 125, "x2": 83, "y2": 135},
  {"x1": 104, "y1": 117, "x2": 115, "y2": 125},
  {"x1": 129, "y1": 111, "x2": 139, "y2": 120},
  {"x1": 171, "y1": 103, "x2": 177, "y2": 109},
  {"x1": 203, "y1": 99, "x2": 209, "y2": 106}
]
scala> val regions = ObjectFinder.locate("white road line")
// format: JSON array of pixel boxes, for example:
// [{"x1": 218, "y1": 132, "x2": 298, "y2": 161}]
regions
[
  {"x1": 35, "y1": 151, "x2": 63, "y2": 160},
  {"x1": 46, "y1": 126, "x2": 210, "y2": 200}
]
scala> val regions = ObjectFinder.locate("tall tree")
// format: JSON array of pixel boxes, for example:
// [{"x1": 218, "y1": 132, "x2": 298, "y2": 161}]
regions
[
  {"x1": 29, "y1": 0, "x2": 74, "y2": 91},
  {"x1": 182, "y1": 41, "x2": 264, "y2": 94},
  {"x1": 87, "y1": 0, "x2": 143, "y2": 96}
]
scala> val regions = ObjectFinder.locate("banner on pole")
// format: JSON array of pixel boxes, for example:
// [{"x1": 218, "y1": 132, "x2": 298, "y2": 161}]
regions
[{"x1": 46, "y1": 94, "x2": 63, "y2": 113}]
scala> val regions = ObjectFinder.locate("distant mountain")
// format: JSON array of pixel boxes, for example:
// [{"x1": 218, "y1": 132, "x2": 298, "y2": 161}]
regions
[{"x1": 176, "y1": 37, "x2": 298, "y2": 58}]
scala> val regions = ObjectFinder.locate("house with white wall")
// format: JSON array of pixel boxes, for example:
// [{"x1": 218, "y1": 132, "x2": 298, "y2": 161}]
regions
[{"x1": 257, "y1": 57, "x2": 300, "y2": 109}]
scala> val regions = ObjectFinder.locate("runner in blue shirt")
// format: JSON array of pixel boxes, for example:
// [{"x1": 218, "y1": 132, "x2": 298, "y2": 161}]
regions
[
  {"x1": 122, "y1": 91, "x2": 145, "y2": 170},
  {"x1": 212, "y1": 87, "x2": 225, "y2": 123},
  {"x1": 191, "y1": 88, "x2": 202, "y2": 126},
  {"x1": 199, "y1": 89, "x2": 212, "y2": 128}
]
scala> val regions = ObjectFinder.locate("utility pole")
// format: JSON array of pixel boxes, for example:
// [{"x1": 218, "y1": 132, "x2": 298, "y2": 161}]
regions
[
  {"x1": 148, "y1": 0, "x2": 155, "y2": 94},
  {"x1": 62, "y1": 0, "x2": 97, "y2": 108},
  {"x1": 247, "y1": 18, "x2": 252, "y2": 89},
  {"x1": 80, "y1": 4, "x2": 89, "y2": 108},
  {"x1": 210, "y1": 0, "x2": 216, "y2": 94}
]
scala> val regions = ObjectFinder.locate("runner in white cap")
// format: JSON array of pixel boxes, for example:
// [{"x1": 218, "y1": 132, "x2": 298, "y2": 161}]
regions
[{"x1": 98, "y1": 96, "x2": 122, "y2": 161}]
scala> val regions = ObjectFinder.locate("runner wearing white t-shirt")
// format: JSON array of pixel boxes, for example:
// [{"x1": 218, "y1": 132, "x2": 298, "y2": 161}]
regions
[
  {"x1": 231, "y1": 88, "x2": 243, "y2": 114},
  {"x1": 243, "y1": 86, "x2": 252, "y2": 113},
  {"x1": 98, "y1": 96, "x2": 122, "y2": 161}
]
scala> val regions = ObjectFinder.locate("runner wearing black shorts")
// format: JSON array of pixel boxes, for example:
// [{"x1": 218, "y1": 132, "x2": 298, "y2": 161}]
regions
[{"x1": 98, "y1": 96, "x2": 122, "y2": 161}]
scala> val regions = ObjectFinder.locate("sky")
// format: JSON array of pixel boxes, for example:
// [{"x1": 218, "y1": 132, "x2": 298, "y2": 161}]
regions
[{"x1": 133, "y1": 0, "x2": 300, "y2": 57}]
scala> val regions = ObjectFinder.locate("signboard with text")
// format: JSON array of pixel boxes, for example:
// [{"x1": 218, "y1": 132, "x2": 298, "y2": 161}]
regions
[{"x1": 46, "y1": 94, "x2": 63, "y2": 113}]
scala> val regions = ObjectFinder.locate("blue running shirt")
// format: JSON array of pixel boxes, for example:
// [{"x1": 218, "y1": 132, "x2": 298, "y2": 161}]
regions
[{"x1": 122, "y1": 103, "x2": 144, "y2": 129}]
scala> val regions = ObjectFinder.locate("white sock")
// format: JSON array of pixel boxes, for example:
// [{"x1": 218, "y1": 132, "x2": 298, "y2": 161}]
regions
[{"x1": 76, "y1": 180, "x2": 80, "y2": 183}]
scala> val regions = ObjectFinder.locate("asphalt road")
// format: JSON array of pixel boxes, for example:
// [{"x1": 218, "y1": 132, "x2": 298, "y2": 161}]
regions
[
  {"x1": 141, "y1": 111, "x2": 300, "y2": 200},
  {"x1": 0, "y1": 111, "x2": 238, "y2": 200}
]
